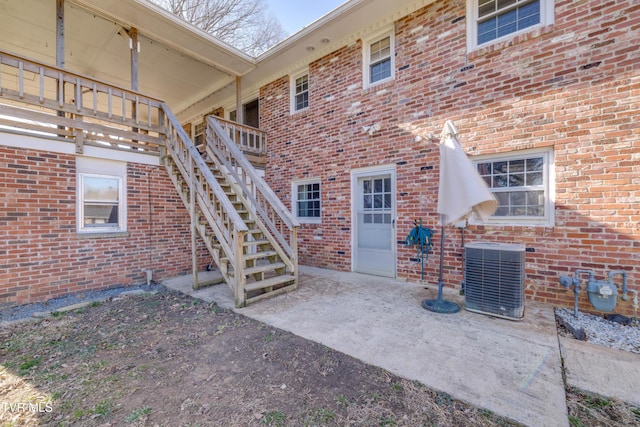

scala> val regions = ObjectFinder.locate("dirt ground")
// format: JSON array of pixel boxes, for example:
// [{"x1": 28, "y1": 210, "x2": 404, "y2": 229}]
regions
[{"x1": 1, "y1": 289, "x2": 638, "y2": 427}]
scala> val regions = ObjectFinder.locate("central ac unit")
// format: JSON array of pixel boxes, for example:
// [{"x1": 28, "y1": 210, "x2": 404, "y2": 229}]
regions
[{"x1": 464, "y1": 242, "x2": 526, "y2": 320}]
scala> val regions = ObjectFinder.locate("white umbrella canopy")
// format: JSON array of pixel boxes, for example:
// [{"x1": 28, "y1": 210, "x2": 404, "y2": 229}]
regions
[
  {"x1": 437, "y1": 120, "x2": 497, "y2": 225},
  {"x1": 422, "y1": 120, "x2": 497, "y2": 314}
]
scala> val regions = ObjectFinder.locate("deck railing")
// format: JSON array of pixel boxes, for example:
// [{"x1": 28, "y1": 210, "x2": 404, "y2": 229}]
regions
[
  {"x1": 212, "y1": 116, "x2": 267, "y2": 157},
  {"x1": 0, "y1": 50, "x2": 164, "y2": 154}
]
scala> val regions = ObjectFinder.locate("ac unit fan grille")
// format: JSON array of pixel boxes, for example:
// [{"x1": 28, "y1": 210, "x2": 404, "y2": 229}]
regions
[{"x1": 464, "y1": 243, "x2": 525, "y2": 320}]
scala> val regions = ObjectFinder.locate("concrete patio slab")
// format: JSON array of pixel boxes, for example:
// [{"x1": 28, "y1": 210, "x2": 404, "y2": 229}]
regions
[
  {"x1": 163, "y1": 265, "x2": 640, "y2": 426},
  {"x1": 164, "y1": 266, "x2": 567, "y2": 426},
  {"x1": 559, "y1": 336, "x2": 640, "y2": 407},
  {"x1": 234, "y1": 267, "x2": 568, "y2": 427},
  {"x1": 161, "y1": 270, "x2": 234, "y2": 307}
]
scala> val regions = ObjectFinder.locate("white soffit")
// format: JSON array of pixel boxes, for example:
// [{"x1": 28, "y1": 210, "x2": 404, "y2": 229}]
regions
[{"x1": 73, "y1": 0, "x2": 255, "y2": 75}]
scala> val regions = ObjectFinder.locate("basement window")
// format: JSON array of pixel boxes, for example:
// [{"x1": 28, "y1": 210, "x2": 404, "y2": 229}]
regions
[
  {"x1": 467, "y1": 0, "x2": 554, "y2": 51},
  {"x1": 472, "y1": 148, "x2": 554, "y2": 226},
  {"x1": 77, "y1": 157, "x2": 126, "y2": 234},
  {"x1": 363, "y1": 28, "x2": 395, "y2": 88},
  {"x1": 292, "y1": 179, "x2": 321, "y2": 224},
  {"x1": 291, "y1": 70, "x2": 309, "y2": 113}
]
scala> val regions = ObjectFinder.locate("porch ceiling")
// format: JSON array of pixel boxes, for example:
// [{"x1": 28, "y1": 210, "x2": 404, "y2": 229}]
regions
[{"x1": 0, "y1": 0, "x2": 255, "y2": 112}]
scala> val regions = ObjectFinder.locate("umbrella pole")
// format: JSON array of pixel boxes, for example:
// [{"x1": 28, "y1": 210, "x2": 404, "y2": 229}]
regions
[
  {"x1": 421, "y1": 215, "x2": 460, "y2": 314},
  {"x1": 437, "y1": 222, "x2": 445, "y2": 301},
  {"x1": 420, "y1": 218, "x2": 425, "y2": 281}
]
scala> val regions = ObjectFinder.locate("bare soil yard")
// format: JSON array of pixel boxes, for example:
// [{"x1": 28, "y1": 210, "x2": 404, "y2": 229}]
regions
[{"x1": 1, "y1": 289, "x2": 638, "y2": 426}]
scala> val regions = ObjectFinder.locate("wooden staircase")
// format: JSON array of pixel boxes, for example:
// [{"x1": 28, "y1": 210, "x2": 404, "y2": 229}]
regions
[
  {"x1": 0, "y1": 50, "x2": 296, "y2": 307},
  {"x1": 161, "y1": 107, "x2": 299, "y2": 307}
]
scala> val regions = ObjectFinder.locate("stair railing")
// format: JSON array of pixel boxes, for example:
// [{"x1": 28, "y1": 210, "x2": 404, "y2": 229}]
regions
[
  {"x1": 206, "y1": 116, "x2": 299, "y2": 273},
  {"x1": 162, "y1": 105, "x2": 248, "y2": 304}
]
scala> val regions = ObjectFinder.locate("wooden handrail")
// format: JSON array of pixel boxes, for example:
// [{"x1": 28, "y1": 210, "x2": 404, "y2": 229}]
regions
[
  {"x1": 208, "y1": 117, "x2": 298, "y2": 227},
  {"x1": 163, "y1": 106, "x2": 248, "y2": 233},
  {"x1": 0, "y1": 50, "x2": 163, "y2": 105},
  {"x1": 0, "y1": 49, "x2": 164, "y2": 153},
  {"x1": 212, "y1": 116, "x2": 267, "y2": 156},
  {"x1": 206, "y1": 116, "x2": 299, "y2": 267},
  {"x1": 162, "y1": 105, "x2": 248, "y2": 284}
]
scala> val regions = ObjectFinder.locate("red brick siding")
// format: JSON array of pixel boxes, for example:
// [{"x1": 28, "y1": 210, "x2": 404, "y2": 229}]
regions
[
  {"x1": 260, "y1": 0, "x2": 639, "y2": 315},
  {"x1": 0, "y1": 146, "x2": 209, "y2": 306}
]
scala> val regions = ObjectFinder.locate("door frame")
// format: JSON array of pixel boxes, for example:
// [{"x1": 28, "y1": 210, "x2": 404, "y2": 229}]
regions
[{"x1": 350, "y1": 164, "x2": 397, "y2": 277}]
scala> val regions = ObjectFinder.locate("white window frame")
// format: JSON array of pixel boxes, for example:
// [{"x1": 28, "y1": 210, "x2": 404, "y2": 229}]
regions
[
  {"x1": 193, "y1": 120, "x2": 205, "y2": 147},
  {"x1": 76, "y1": 157, "x2": 127, "y2": 234},
  {"x1": 292, "y1": 178, "x2": 321, "y2": 224},
  {"x1": 466, "y1": 0, "x2": 555, "y2": 52},
  {"x1": 470, "y1": 147, "x2": 554, "y2": 227},
  {"x1": 362, "y1": 27, "x2": 395, "y2": 89},
  {"x1": 290, "y1": 69, "x2": 310, "y2": 114}
]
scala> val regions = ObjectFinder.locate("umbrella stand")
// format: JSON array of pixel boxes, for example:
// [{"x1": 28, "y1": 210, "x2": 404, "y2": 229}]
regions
[{"x1": 422, "y1": 214, "x2": 460, "y2": 314}]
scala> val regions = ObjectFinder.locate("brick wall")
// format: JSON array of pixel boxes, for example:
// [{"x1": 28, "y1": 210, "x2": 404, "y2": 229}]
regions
[
  {"x1": 0, "y1": 146, "x2": 209, "y2": 306},
  {"x1": 259, "y1": 0, "x2": 639, "y2": 315}
]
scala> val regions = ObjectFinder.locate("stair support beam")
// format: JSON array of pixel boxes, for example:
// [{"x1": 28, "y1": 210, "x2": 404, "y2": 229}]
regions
[
  {"x1": 234, "y1": 229, "x2": 246, "y2": 307},
  {"x1": 189, "y1": 154, "x2": 198, "y2": 290}
]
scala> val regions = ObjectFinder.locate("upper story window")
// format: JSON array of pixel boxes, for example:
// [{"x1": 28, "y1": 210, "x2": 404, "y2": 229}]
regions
[
  {"x1": 473, "y1": 148, "x2": 554, "y2": 226},
  {"x1": 292, "y1": 179, "x2": 321, "y2": 224},
  {"x1": 467, "y1": 0, "x2": 554, "y2": 51},
  {"x1": 363, "y1": 28, "x2": 395, "y2": 88},
  {"x1": 77, "y1": 157, "x2": 127, "y2": 234},
  {"x1": 193, "y1": 121, "x2": 204, "y2": 146},
  {"x1": 290, "y1": 70, "x2": 309, "y2": 113}
]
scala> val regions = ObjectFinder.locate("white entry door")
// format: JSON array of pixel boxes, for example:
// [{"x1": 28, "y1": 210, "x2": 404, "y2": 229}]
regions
[{"x1": 352, "y1": 168, "x2": 396, "y2": 277}]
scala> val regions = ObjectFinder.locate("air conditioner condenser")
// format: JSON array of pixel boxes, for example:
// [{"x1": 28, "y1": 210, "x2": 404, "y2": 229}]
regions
[{"x1": 464, "y1": 242, "x2": 526, "y2": 320}]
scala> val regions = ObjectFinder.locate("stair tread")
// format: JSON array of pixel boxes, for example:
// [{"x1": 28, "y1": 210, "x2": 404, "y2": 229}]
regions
[
  {"x1": 220, "y1": 250, "x2": 277, "y2": 264},
  {"x1": 244, "y1": 238, "x2": 269, "y2": 246},
  {"x1": 245, "y1": 274, "x2": 296, "y2": 292},
  {"x1": 244, "y1": 262, "x2": 286, "y2": 276},
  {"x1": 245, "y1": 250, "x2": 277, "y2": 260}
]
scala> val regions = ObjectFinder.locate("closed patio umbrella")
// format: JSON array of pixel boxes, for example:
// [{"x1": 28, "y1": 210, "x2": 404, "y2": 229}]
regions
[{"x1": 422, "y1": 120, "x2": 497, "y2": 313}]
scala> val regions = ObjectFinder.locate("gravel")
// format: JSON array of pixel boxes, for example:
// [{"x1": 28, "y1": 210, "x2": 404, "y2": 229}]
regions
[
  {"x1": 0, "y1": 283, "x2": 164, "y2": 324},
  {"x1": 555, "y1": 307, "x2": 640, "y2": 355}
]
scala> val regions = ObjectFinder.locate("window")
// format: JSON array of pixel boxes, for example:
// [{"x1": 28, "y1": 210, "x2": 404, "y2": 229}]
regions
[
  {"x1": 292, "y1": 180, "x2": 321, "y2": 223},
  {"x1": 363, "y1": 28, "x2": 395, "y2": 87},
  {"x1": 291, "y1": 71, "x2": 309, "y2": 113},
  {"x1": 361, "y1": 176, "x2": 392, "y2": 225},
  {"x1": 473, "y1": 149, "x2": 554, "y2": 225},
  {"x1": 193, "y1": 121, "x2": 204, "y2": 147},
  {"x1": 467, "y1": 0, "x2": 554, "y2": 50},
  {"x1": 77, "y1": 157, "x2": 126, "y2": 234}
]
